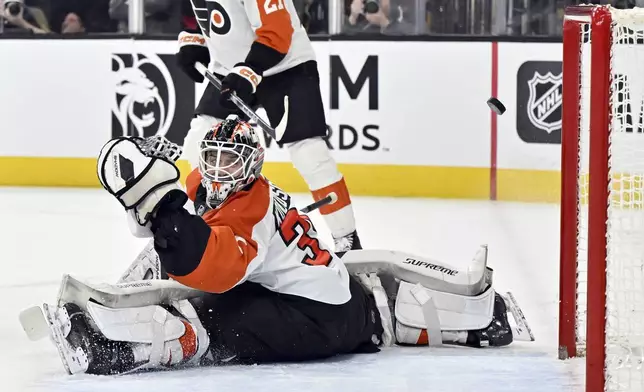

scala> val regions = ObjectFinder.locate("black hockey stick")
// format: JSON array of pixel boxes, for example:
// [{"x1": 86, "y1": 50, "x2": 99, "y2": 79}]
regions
[
  {"x1": 194, "y1": 63, "x2": 289, "y2": 142},
  {"x1": 300, "y1": 192, "x2": 337, "y2": 214}
]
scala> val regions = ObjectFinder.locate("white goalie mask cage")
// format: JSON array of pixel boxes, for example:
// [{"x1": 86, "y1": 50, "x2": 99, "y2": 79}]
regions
[{"x1": 197, "y1": 116, "x2": 264, "y2": 208}]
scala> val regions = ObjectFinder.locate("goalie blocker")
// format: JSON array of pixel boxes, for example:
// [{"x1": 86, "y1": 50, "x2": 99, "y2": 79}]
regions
[{"x1": 21, "y1": 246, "x2": 534, "y2": 375}]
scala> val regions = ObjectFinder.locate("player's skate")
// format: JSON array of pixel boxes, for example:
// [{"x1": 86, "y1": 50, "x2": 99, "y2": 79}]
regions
[
  {"x1": 41, "y1": 303, "x2": 139, "y2": 375},
  {"x1": 38, "y1": 299, "x2": 209, "y2": 375},
  {"x1": 465, "y1": 292, "x2": 513, "y2": 347},
  {"x1": 334, "y1": 230, "x2": 362, "y2": 255},
  {"x1": 19, "y1": 274, "x2": 212, "y2": 375}
]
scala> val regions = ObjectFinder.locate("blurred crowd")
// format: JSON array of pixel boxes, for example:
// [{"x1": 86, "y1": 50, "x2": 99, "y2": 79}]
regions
[
  {"x1": 0, "y1": 0, "x2": 194, "y2": 34},
  {"x1": 0, "y1": 0, "x2": 639, "y2": 36}
]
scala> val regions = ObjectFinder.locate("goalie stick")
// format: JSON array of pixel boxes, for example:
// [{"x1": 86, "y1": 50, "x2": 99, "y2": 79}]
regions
[
  {"x1": 18, "y1": 194, "x2": 337, "y2": 342},
  {"x1": 500, "y1": 291, "x2": 535, "y2": 342},
  {"x1": 194, "y1": 62, "x2": 289, "y2": 142}
]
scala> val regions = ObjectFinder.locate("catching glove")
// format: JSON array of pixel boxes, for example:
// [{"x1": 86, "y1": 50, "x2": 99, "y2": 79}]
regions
[{"x1": 97, "y1": 137, "x2": 184, "y2": 227}]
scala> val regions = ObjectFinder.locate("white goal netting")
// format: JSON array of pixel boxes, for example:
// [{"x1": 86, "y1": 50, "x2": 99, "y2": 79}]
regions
[{"x1": 575, "y1": 7, "x2": 644, "y2": 391}]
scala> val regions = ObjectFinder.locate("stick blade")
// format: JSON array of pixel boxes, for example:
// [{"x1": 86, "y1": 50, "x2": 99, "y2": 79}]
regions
[
  {"x1": 502, "y1": 292, "x2": 535, "y2": 342},
  {"x1": 19, "y1": 305, "x2": 49, "y2": 341},
  {"x1": 275, "y1": 96, "x2": 290, "y2": 142}
]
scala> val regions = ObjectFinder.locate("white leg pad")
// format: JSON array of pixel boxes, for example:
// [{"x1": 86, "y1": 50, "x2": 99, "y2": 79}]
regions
[
  {"x1": 410, "y1": 284, "x2": 443, "y2": 347},
  {"x1": 394, "y1": 281, "x2": 495, "y2": 345},
  {"x1": 343, "y1": 245, "x2": 491, "y2": 297},
  {"x1": 172, "y1": 299, "x2": 210, "y2": 365},
  {"x1": 86, "y1": 301, "x2": 186, "y2": 344},
  {"x1": 86, "y1": 301, "x2": 180, "y2": 368},
  {"x1": 56, "y1": 275, "x2": 203, "y2": 311},
  {"x1": 86, "y1": 300, "x2": 209, "y2": 368},
  {"x1": 355, "y1": 273, "x2": 395, "y2": 346},
  {"x1": 149, "y1": 305, "x2": 168, "y2": 366}
]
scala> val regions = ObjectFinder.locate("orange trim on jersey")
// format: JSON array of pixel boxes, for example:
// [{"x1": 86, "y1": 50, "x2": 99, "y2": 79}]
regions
[
  {"x1": 186, "y1": 168, "x2": 202, "y2": 202},
  {"x1": 255, "y1": 0, "x2": 293, "y2": 54},
  {"x1": 168, "y1": 178, "x2": 271, "y2": 293},
  {"x1": 311, "y1": 177, "x2": 352, "y2": 215},
  {"x1": 417, "y1": 329, "x2": 429, "y2": 345}
]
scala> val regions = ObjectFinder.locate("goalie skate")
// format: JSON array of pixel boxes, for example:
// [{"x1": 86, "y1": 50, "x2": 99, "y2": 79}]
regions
[
  {"x1": 39, "y1": 303, "x2": 89, "y2": 375},
  {"x1": 35, "y1": 303, "x2": 142, "y2": 375}
]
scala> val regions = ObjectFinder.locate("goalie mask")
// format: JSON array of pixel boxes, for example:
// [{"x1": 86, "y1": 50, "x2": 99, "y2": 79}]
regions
[{"x1": 198, "y1": 115, "x2": 265, "y2": 208}]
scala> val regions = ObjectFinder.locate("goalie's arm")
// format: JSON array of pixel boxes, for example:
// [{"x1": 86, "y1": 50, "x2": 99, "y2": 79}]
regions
[
  {"x1": 150, "y1": 196, "x2": 259, "y2": 294},
  {"x1": 98, "y1": 137, "x2": 259, "y2": 294}
]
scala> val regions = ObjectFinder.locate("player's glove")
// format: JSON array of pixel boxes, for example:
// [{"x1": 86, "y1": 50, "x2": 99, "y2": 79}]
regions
[
  {"x1": 219, "y1": 63, "x2": 263, "y2": 109},
  {"x1": 97, "y1": 137, "x2": 185, "y2": 227},
  {"x1": 176, "y1": 31, "x2": 210, "y2": 83}
]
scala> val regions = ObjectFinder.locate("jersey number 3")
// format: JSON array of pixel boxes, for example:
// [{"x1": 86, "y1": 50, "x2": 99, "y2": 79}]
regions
[{"x1": 279, "y1": 209, "x2": 332, "y2": 267}]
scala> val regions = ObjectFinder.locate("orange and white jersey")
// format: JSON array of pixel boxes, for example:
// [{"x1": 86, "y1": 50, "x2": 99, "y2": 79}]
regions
[
  {"x1": 173, "y1": 169, "x2": 351, "y2": 305},
  {"x1": 189, "y1": 0, "x2": 315, "y2": 76}
]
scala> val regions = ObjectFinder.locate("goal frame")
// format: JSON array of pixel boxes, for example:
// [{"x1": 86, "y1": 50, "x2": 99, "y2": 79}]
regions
[{"x1": 559, "y1": 4, "x2": 612, "y2": 391}]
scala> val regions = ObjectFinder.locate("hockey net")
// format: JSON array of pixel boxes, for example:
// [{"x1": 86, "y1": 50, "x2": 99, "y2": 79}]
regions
[{"x1": 560, "y1": 5, "x2": 644, "y2": 392}]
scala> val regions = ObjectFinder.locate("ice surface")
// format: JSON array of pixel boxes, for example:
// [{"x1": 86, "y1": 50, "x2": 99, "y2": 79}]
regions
[{"x1": 0, "y1": 187, "x2": 585, "y2": 391}]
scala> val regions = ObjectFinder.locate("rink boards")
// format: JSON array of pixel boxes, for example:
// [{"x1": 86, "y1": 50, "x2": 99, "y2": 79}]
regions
[{"x1": 0, "y1": 39, "x2": 564, "y2": 202}]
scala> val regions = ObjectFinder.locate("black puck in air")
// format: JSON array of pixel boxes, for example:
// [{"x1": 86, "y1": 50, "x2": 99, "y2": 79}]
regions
[{"x1": 487, "y1": 97, "x2": 506, "y2": 115}]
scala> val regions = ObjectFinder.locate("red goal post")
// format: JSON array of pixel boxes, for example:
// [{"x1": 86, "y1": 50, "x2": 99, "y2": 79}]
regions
[{"x1": 560, "y1": 4, "x2": 644, "y2": 392}]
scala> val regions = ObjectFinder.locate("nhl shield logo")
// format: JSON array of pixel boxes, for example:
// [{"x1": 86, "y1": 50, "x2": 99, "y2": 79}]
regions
[{"x1": 526, "y1": 71, "x2": 562, "y2": 133}]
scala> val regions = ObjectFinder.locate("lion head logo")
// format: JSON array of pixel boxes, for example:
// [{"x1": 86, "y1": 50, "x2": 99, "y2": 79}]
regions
[{"x1": 111, "y1": 53, "x2": 175, "y2": 138}]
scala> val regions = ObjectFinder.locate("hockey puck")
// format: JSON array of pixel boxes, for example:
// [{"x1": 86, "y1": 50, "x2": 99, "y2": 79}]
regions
[{"x1": 487, "y1": 97, "x2": 506, "y2": 115}]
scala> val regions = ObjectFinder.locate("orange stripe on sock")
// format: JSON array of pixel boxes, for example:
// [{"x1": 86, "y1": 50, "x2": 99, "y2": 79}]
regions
[
  {"x1": 417, "y1": 329, "x2": 429, "y2": 345},
  {"x1": 311, "y1": 177, "x2": 352, "y2": 215}
]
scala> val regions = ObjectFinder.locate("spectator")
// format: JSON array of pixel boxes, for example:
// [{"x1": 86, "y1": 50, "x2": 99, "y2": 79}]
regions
[
  {"x1": 303, "y1": 0, "x2": 328, "y2": 34},
  {"x1": 1, "y1": 0, "x2": 50, "y2": 34},
  {"x1": 345, "y1": 0, "x2": 413, "y2": 34},
  {"x1": 109, "y1": 0, "x2": 181, "y2": 34},
  {"x1": 61, "y1": 12, "x2": 85, "y2": 33},
  {"x1": 50, "y1": 0, "x2": 116, "y2": 33},
  {"x1": 611, "y1": 0, "x2": 644, "y2": 8},
  {"x1": 180, "y1": 0, "x2": 196, "y2": 31}
]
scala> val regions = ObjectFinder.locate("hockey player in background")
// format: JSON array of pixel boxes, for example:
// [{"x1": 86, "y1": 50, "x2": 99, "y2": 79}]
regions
[
  {"x1": 175, "y1": 0, "x2": 362, "y2": 253},
  {"x1": 21, "y1": 117, "x2": 533, "y2": 376}
]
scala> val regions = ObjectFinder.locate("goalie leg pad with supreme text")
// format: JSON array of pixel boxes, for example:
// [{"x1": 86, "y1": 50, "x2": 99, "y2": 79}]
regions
[{"x1": 345, "y1": 246, "x2": 524, "y2": 347}]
